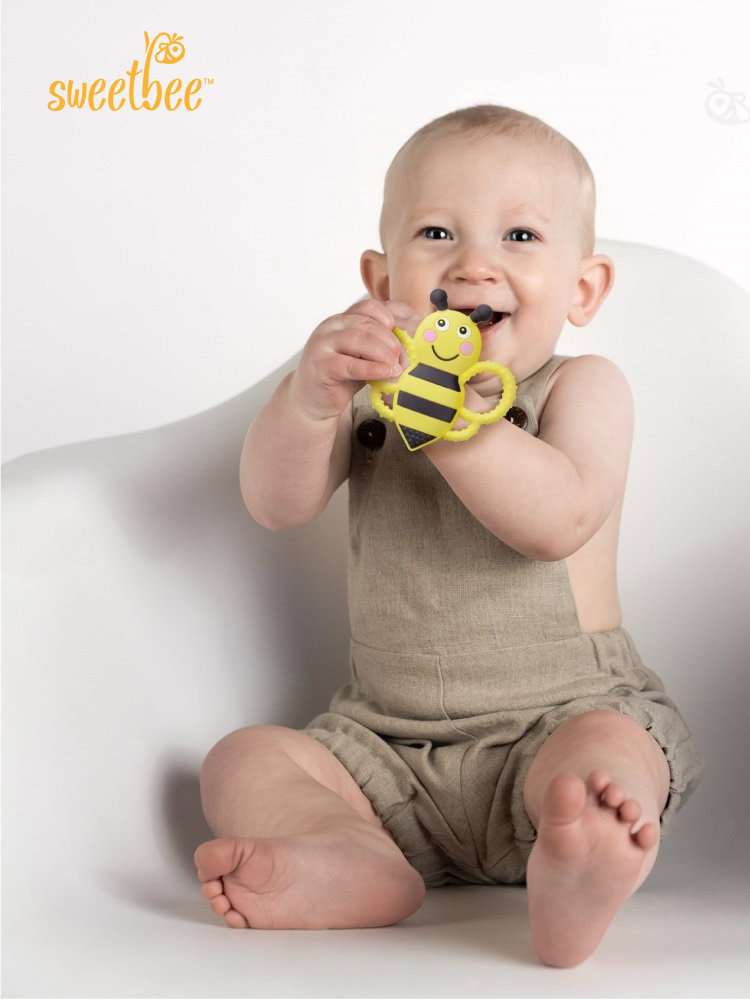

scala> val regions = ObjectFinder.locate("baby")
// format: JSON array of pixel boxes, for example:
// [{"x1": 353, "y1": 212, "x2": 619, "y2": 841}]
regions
[{"x1": 194, "y1": 105, "x2": 703, "y2": 967}]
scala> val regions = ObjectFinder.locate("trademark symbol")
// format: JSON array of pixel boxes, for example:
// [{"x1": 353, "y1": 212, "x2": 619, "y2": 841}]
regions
[{"x1": 203, "y1": 77, "x2": 214, "y2": 85}]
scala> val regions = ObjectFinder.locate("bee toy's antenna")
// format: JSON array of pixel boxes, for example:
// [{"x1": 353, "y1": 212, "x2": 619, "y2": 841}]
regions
[
  {"x1": 470, "y1": 304, "x2": 492, "y2": 324},
  {"x1": 430, "y1": 288, "x2": 449, "y2": 310}
]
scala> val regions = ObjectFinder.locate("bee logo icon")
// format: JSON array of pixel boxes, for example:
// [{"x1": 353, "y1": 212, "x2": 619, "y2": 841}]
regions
[
  {"x1": 705, "y1": 78, "x2": 750, "y2": 125},
  {"x1": 144, "y1": 32, "x2": 186, "y2": 65},
  {"x1": 368, "y1": 288, "x2": 516, "y2": 451}
]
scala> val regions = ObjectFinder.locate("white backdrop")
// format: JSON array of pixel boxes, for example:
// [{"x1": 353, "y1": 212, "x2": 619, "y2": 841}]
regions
[{"x1": 3, "y1": 0, "x2": 750, "y2": 461}]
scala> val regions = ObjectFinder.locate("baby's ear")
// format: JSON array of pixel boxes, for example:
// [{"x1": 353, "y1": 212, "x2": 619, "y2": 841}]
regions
[
  {"x1": 568, "y1": 254, "x2": 615, "y2": 327},
  {"x1": 360, "y1": 249, "x2": 390, "y2": 301}
]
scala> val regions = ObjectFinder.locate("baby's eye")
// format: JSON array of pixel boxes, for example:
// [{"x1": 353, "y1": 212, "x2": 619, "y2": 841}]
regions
[
  {"x1": 420, "y1": 226, "x2": 452, "y2": 240},
  {"x1": 505, "y1": 229, "x2": 538, "y2": 242}
]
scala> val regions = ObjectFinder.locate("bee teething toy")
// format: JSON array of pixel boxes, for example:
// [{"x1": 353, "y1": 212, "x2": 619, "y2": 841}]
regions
[{"x1": 368, "y1": 289, "x2": 517, "y2": 451}]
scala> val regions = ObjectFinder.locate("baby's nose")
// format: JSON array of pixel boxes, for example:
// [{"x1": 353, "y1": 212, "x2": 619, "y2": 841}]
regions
[{"x1": 448, "y1": 245, "x2": 500, "y2": 283}]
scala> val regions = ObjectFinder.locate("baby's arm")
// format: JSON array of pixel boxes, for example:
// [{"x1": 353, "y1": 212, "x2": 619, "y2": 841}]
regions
[
  {"x1": 240, "y1": 299, "x2": 407, "y2": 530},
  {"x1": 425, "y1": 355, "x2": 633, "y2": 560}
]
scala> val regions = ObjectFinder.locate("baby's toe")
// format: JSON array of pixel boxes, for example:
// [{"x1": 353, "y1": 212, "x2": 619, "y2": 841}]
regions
[
  {"x1": 201, "y1": 879, "x2": 224, "y2": 901},
  {"x1": 224, "y1": 907, "x2": 250, "y2": 929},
  {"x1": 210, "y1": 894, "x2": 231, "y2": 916},
  {"x1": 601, "y1": 782, "x2": 626, "y2": 809},
  {"x1": 617, "y1": 798, "x2": 641, "y2": 825},
  {"x1": 587, "y1": 769, "x2": 611, "y2": 796},
  {"x1": 633, "y1": 821, "x2": 660, "y2": 851}
]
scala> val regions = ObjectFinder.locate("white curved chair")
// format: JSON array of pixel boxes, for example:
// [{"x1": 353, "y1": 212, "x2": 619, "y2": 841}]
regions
[{"x1": 3, "y1": 241, "x2": 749, "y2": 997}]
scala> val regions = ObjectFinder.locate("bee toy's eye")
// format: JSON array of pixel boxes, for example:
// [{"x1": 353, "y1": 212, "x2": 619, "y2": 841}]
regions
[
  {"x1": 436, "y1": 317, "x2": 449, "y2": 330},
  {"x1": 457, "y1": 325, "x2": 471, "y2": 338}
]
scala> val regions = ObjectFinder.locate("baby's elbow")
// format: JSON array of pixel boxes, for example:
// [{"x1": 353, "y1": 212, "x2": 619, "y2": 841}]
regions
[
  {"x1": 243, "y1": 499, "x2": 277, "y2": 531},
  {"x1": 241, "y1": 480, "x2": 324, "y2": 531},
  {"x1": 529, "y1": 513, "x2": 593, "y2": 562},
  {"x1": 531, "y1": 536, "x2": 580, "y2": 562},
  {"x1": 240, "y1": 477, "x2": 287, "y2": 531},
  {"x1": 533, "y1": 481, "x2": 613, "y2": 561},
  {"x1": 249, "y1": 509, "x2": 289, "y2": 531},
  {"x1": 521, "y1": 537, "x2": 573, "y2": 562},
  {"x1": 243, "y1": 493, "x2": 306, "y2": 532},
  {"x1": 484, "y1": 515, "x2": 586, "y2": 562}
]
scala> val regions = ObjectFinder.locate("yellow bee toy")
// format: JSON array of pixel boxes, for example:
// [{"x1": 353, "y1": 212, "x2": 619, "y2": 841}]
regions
[{"x1": 368, "y1": 289, "x2": 517, "y2": 451}]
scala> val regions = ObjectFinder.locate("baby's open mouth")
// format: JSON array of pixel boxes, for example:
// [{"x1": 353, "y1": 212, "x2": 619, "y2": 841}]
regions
[{"x1": 456, "y1": 308, "x2": 509, "y2": 326}]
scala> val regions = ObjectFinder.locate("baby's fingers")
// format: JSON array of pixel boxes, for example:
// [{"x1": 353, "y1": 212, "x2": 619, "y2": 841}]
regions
[
  {"x1": 325, "y1": 351, "x2": 399, "y2": 385},
  {"x1": 385, "y1": 300, "x2": 421, "y2": 336},
  {"x1": 344, "y1": 297, "x2": 396, "y2": 329},
  {"x1": 337, "y1": 316, "x2": 403, "y2": 369}
]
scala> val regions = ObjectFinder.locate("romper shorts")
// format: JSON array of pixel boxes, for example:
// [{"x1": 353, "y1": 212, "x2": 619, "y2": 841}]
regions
[{"x1": 306, "y1": 628, "x2": 704, "y2": 887}]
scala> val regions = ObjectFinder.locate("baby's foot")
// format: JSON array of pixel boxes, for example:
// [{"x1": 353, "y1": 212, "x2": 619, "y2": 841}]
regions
[
  {"x1": 194, "y1": 831, "x2": 424, "y2": 930},
  {"x1": 526, "y1": 770, "x2": 659, "y2": 967}
]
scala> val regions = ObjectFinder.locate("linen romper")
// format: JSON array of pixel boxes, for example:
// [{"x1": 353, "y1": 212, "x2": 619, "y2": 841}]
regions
[{"x1": 305, "y1": 356, "x2": 704, "y2": 887}]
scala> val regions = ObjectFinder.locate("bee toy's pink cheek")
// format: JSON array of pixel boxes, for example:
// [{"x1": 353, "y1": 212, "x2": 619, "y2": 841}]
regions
[
  {"x1": 460, "y1": 342, "x2": 474, "y2": 355},
  {"x1": 423, "y1": 329, "x2": 436, "y2": 342}
]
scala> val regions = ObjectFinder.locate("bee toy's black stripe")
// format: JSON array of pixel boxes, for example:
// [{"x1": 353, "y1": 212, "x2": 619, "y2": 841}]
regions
[
  {"x1": 398, "y1": 391, "x2": 456, "y2": 423},
  {"x1": 411, "y1": 364, "x2": 460, "y2": 391}
]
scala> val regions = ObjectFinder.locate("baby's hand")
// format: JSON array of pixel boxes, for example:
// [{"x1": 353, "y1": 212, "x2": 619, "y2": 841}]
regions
[{"x1": 289, "y1": 299, "x2": 417, "y2": 422}]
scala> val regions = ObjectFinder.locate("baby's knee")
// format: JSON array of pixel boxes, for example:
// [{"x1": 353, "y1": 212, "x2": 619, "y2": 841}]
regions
[
  {"x1": 549, "y1": 709, "x2": 653, "y2": 754},
  {"x1": 201, "y1": 724, "x2": 297, "y2": 778}
]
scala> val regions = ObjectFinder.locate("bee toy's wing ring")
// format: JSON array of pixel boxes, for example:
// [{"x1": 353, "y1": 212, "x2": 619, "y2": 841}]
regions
[
  {"x1": 442, "y1": 422, "x2": 482, "y2": 442},
  {"x1": 458, "y1": 362, "x2": 517, "y2": 425},
  {"x1": 369, "y1": 381, "x2": 398, "y2": 421},
  {"x1": 392, "y1": 326, "x2": 416, "y2": 358}
]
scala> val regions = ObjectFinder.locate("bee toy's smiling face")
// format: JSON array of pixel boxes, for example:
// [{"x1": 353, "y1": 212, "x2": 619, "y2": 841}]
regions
[{"x1": 414, "y1": 309, "x2": 482, "y2": 374}]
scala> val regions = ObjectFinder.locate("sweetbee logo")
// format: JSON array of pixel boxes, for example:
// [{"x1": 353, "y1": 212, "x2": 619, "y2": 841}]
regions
[
  {"x1": 48, "y1": 31, "x2": 213, "y2": 111},
  {"x1": 704, "y1": 78, "x2": 750, "y2": 125}
]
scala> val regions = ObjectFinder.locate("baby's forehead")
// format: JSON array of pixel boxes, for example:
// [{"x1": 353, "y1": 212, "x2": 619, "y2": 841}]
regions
[
  {"x1": 381, "y1": 130, "x2": 593, "y2": 247},
  {"x1": 401, "y1": 132, "x2": 581, "y2": 205}
]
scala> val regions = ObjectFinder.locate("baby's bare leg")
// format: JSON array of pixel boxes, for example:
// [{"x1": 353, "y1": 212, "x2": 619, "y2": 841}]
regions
[
  {"x1": 194, "y1": 725, "x2": 425, "y2": 929},
  {"x1": 522, "y1": 710, "x2": 670, "y2": 967}
]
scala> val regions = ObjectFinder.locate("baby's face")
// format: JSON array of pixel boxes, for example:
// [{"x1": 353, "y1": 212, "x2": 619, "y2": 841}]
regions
[{"x1": 367, "y1": 133, "x2": 598, "y2": 384}]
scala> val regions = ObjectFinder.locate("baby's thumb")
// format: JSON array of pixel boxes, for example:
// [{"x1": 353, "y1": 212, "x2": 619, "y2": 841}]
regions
[{"x1": 386, "y1": 300, "x2": 421, "y2": 335}]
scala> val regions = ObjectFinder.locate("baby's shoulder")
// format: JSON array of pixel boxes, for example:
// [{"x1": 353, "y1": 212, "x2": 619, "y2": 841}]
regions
[
  {"x1": 546, "y1": 353, "x2": 630, "y2": 397},
  {"x1": 539, "y1": 354, "x2": 633, "y2": 423}
]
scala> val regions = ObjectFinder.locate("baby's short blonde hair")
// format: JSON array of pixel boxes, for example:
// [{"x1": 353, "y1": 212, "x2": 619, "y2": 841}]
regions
[{"x1": 381, "y1": 104, "x2": 596, "y2": 255}]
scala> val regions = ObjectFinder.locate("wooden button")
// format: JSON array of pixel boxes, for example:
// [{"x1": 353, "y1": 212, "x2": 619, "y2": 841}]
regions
[
  {"x1": 504, "y1": 406, "x2": 528, "y2": 430},
  {"x1": 357, "y1": 419, "x2": 386, "y2": 450}
]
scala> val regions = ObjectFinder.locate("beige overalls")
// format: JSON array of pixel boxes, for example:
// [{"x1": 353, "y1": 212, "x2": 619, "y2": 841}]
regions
[{"x1": 306, "y1": 356, "x2": 704, "y2": 886}]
